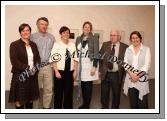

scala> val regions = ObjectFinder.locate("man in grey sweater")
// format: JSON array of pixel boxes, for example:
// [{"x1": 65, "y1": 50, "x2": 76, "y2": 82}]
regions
[{"x1": 31, "y1": 17, "x2": 55, "y2": 109}]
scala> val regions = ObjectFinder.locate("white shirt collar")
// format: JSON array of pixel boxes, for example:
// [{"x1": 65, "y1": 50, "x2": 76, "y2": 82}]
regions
[{"x1": 111, "y1": 41, "x2": 120, "y2": 47}]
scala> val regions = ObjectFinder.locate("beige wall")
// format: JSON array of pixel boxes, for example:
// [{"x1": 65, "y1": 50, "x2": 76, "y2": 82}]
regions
[{"x1": 5, "y1": 5, "x2": 155, "y2": 90}]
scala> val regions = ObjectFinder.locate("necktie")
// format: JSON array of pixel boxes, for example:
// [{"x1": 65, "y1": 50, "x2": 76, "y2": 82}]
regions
[
  {"x1": 108, "y1": 44, "x2": 115, "y2": 70},
  {"x1": 65, "y1": 48, "x2": 71, "y2": 71}
]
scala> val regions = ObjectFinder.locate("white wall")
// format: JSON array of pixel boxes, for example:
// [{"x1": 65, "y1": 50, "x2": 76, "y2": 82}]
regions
[{"x1": 5, "y1": 5, "x2": 155, "y2": 90}]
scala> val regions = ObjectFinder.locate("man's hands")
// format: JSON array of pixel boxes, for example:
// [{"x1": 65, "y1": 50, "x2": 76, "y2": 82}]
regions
[{"x1": 73, "y1": 70, "x2": 77, "y2": 80}]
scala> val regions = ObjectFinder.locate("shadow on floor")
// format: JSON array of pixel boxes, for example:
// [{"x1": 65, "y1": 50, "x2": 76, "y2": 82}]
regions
[{"x1": 6, "y1": 79, "x2": 155, "y2": 109}]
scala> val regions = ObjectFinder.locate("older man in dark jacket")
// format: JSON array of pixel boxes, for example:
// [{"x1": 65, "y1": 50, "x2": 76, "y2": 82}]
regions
[{"x1": 99, "y1": 30, "x2": 128, "y2": 109}]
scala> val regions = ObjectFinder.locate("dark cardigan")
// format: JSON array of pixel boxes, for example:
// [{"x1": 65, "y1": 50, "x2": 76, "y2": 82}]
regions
[{"x1": 9, "y1": 38, "x2": 41, "y2": 74}]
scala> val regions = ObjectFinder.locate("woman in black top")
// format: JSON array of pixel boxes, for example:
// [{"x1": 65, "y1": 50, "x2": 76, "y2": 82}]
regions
[{"x1": 8, "y1": 23, "x2": 40, "y2": 109}]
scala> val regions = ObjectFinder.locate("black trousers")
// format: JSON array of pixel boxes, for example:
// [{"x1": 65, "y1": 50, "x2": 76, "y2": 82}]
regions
[
  {"x1": 101, "y1": 71, "x2": 121, "y2": 109},
  {"x1": 128, "y1": 88, "x2": 148, "y2": 109},
  {"x1": 54, "y1": 70, "x2": 74, "y2": 109},
  {"x1": 81, "y1": 81, "x2": 93, "y2": 108}
]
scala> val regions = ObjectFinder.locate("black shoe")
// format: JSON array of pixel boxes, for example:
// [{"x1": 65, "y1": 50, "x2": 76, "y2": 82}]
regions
[
  {"x1": 78, "y1": 104, "x2": 89, "y2": 109},
  {"x1": 25, "y1": 102, "x2": 33, "y2": 109},
  {"x1": 101, "y1": 105, "x2": 109, "y2": 109}
]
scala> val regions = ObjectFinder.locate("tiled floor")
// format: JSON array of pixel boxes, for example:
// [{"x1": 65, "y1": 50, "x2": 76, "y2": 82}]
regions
[{"x1": 6, "y1": 79, "x2": 155, "y2": 109}]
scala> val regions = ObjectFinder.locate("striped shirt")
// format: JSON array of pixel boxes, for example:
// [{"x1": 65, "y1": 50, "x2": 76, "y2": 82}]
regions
[{"x1": 31, "y1": 32, "x2": 55, "y2": 63}]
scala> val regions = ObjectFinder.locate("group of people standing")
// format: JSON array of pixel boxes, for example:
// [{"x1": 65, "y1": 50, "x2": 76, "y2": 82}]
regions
[{"x1": 8, "y1": 17, "x2": 151, "y2": 109}]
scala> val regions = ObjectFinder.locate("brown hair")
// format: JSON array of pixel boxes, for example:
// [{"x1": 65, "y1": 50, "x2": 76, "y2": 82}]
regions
[
  {"x1": 130, "y1": 31, "x2": 142, "y2": 42},
  {"x1": 82, "y1": 21, "x2": 93, "y2": 31},
  {"x1": 59, "y1": 26, "x2": 70, "y2": 34},
  {"x1": 19, "y1": 23, "x2": 31, "y2": 33},
  {"x1": 36, "y1": 17, "x2": 49, "y2": 24}
]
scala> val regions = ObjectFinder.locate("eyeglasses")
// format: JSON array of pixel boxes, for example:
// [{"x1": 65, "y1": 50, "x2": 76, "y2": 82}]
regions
[{"x1": 110, "y1": 35, "x2": 119, "y2": 37}]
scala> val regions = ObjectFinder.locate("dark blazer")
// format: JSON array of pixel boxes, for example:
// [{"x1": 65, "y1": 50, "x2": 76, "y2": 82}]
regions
[
  {"x1": 99, "y1": 41, "x2": 128, "y2": 83},
  {"x1": 10, "y1": 38, "x2": 41, "y2": 74},
  {"x1": 75, "y1": 32, "x2": 99, "y2": 67}
]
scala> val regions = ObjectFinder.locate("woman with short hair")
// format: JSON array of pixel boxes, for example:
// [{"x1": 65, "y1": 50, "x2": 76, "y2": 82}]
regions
[
  {"x1": 50, "y1": 26, "x2": 78, "y2": 109},
  {"x1": 9, "y1": 23, "x2": 40, "y2": 109}
]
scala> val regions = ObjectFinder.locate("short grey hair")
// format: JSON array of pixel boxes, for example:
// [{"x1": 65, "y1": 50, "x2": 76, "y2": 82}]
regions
[{"x1": 110, "y1": 29, "x2": 121, "y2": 40}]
